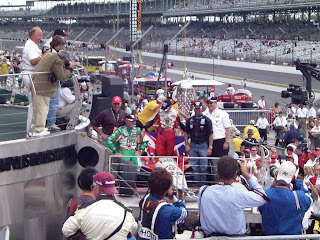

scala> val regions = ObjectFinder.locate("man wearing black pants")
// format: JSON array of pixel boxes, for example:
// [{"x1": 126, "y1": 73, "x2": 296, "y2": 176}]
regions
[
  {"x1": 204, "y1": 97, "x2": 231, "y2": 182},
  {"x1": 204, "y1": 96, "x2": 231, "y2": 157},
  {"x1": 256, "y1": 112, "x2": 269, "y2": 142}
]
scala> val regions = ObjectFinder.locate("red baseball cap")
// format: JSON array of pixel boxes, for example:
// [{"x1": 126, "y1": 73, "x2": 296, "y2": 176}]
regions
[
  {"x1": 255, "y1": 158, "x2": 262, "y2": 163},
  {"x1": 112, "y1": 96, "x2": 122, "y2": 104},
  {"x1": 271, "y1": 153, "x2": 278, "y2": 159},
  {"x1": 245, "y1": 149, "x2": 251, "y2": 153},
  {"x1": 316, "y1": 147, "x2": 320, "y2": 151},
  {"x1": 287, "y1": 154, "x2": 293, "y2": 158},
  {"x1": 310, "y1": 176, "x2": 317, "y2": 185},
  {"x1": 93, "y1": 172, "x2": 118, "y2": 195},
  {"x1": 310, "y1": 151, "x2": 317, "y2": 157}
]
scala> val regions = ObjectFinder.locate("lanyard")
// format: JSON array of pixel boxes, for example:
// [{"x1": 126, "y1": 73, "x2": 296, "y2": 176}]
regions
[{"x1": 111, "y1": 109, "x2": 119, "y2": 123}]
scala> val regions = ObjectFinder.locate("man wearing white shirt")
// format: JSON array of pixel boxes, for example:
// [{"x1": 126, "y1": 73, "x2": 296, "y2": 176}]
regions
[
  {"x1": 308, "y1": 104, "x2": 317, "y2": 119},
  {"x1": 297, "y1": 104, "x2": 308, "y2": 138},
  {"x1": 305, "y1": 151, "x2": 318, "y2": 167},
  {"x1": 285, "y1": 103, "x2": 296, "y2": 118},
  {"x1": 257, "y1": 96, "x2": 266, "y2": 109},
  {"x1": 204, "y1": 96, "x2": 231, "y2": 157},
  {"x1": 272, "y1": 111, "x2": 287, "y2": 146},
  {"x1": 256, "y1": 112, "x2": 269, "y2": 141},
  {"x1": 22, "y1": 26, "x2": 45, "y2": 131}
]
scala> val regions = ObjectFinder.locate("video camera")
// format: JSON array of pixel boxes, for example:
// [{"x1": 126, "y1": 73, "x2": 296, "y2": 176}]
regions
[{"x1": 281, "y1": 84, "x2": 309, "y2": 105}]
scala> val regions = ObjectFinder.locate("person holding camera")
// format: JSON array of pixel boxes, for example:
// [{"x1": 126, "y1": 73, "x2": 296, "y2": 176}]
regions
[
  {"x1": 259, "y1": 161, "x2": 317, "y2": 235},
  {"x1": 198, "y1": 156, "x2": 268, "y2": 237},
  {"x1": 32, "y1": 36, "x2": 79, "y2": 136}
]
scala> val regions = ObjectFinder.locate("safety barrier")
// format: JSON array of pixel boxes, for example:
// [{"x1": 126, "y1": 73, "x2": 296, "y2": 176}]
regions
[
  {"x1": 0, "y1": 68, "x2": 86, "y2": 140},
  {"x1": 226, "y1": 109, "x2": 273, "y2": 127}
]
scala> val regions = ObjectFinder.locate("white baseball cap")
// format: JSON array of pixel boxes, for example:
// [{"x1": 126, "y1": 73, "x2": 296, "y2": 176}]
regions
[{"x1": 276, "y1": 161, "x2": 296, "y2": 184}]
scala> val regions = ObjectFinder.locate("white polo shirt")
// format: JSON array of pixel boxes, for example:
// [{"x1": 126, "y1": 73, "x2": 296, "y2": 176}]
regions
[
  {"x1": 204, "y1": 108, "x2": 231, "y2": 140},
  {"x1": 297, "y1": 107, "x2": 308, "y2": 118},
  {"x1": 22, "y1": 39, "x2": 42, "y2": 71},
  {"x1": 308, "y1": 107, "x2": 317, "y2": 119},
  {"x1": 256, "y1": 117, "x2": 269, "y2": 129}
]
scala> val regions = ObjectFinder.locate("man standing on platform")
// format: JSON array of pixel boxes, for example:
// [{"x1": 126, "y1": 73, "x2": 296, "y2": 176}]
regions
[
  {"x1": 91, "y1": 96, "x2": 126, "y2": 142},
  {"x1": 184, "y1": 101, "x2": 213, "y2": 186},
  {"x1": 22, "y1": 26, "x2": 47, "y2": 131},
  {"x1": 204, "y1": 96, "x2": 231, "y2": 157}
]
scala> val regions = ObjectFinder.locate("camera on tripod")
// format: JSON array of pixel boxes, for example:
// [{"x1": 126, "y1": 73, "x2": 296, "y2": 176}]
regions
[{"x1": 281, "y1": 84, "x2": 309, "y2": 105}]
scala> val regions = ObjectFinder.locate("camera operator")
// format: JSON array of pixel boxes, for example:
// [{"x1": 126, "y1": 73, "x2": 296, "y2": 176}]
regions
[
  {"x1": 258, "y1": 161, "x2": 317, "y2": 235},
  {"x1": 198, "y1": 156, "x2": 268, "y2": 237}
]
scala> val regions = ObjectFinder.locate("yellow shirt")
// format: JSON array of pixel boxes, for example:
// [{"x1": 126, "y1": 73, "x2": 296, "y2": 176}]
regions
[
  {"x1": 233, "y1": 137, "x2": 243, "y2": 152},
  {"x1": 0, "y1": 62, "x2": 9, "y2": 75},
  {"x1": 138, "y1": 100, "x2": 158, "y2": 131},
  {"x1": 243, "y1": 125, "x2": 261, "y2": 140}
]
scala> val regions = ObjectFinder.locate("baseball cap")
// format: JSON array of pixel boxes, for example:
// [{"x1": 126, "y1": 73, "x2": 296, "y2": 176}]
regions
[
  {"x1": 271, "y1": 153, "x2": 278, "y2": 159},
  {"x1": 93, "y1": 172, "x2": 118, "y2": 195},
  {"x1": 235, "y1": 130, "x2": 240, "y2": 136},
  {"x1": 156, "y1": 89, "x2": 164, "y2": 95},
  {"x1": 161, "y1": 99, "x2": 172, "y2": 111},
  {"x1": 250, "y1": 119, "x2": 255, "y2": 125},
  {"x1": 112, "y1": 96, "x2": 122, "y2": 104},
  {"x1": 157, "y1": 95, "x2": 166, "y2": 103},
  {"x1": 207, "y1": 96, "x2": 218, "y2": 103},
  {"x1": 194, "y1": 101, "x2": 202, "y2": 109},
  {"x1": 310, "y1": 151, "x2": 317, "y2": 157},
  {"x1": 276, "y1": 161, "x2": 296, "y2": 184},
  {"x1": 244, "y1": 148, "x2": 251, "y2": 153},
  {"x1": 54, "y1": 28, "x2": 68, "y2": 36},
  {"x1": 126, "y1": 114, "x2": 136, "y2": 122},
  {"x1": 287, "y1": 154, "x2": 293, "y2": 158},
  {"x1": 316, "y1": 147, "x2": 320, "y2": 151}
]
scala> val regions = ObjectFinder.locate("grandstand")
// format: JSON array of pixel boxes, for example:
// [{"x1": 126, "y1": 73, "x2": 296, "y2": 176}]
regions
[{"x1": 1, "y1": 0, "x2": 320, "y2": 65}]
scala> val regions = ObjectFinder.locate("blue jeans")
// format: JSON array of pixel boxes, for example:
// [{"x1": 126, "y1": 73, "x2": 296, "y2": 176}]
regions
[
  {"x1": 189, "y1": 142, "x2": 208, "y2": 186},
  {"x1": 46, "y1": 84, "x2": 60, "y2": 126}
]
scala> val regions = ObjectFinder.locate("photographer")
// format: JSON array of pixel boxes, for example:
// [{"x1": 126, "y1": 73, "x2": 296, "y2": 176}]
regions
[
  {"x1": 258, "y1": 161, "x2": 317, "y2": 235},
  {"x1": 198, "y1": 156, "x2": 268, "y2": 236},
  {"x1": 33, "y1": 38, "x2": 79, "y2": 136}
]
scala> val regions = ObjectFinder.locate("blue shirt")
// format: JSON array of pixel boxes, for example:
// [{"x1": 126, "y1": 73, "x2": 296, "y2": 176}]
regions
[
  {"x1": 258, "y1": 180, "x2": 313, "y2": 235},
  {"x1": 149, "y1": 194, "x2": 189, "y2": 239},
  {"x1": 198, "y1": 176, "x2": 267, "y2": 235}
]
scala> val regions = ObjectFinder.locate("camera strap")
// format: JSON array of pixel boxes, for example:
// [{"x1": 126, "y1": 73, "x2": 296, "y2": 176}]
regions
[{"x1": 240, "y1": 177, "x2": 270, "y2": 202}]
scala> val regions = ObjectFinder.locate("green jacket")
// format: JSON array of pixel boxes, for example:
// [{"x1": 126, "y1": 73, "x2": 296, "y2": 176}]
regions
[{"x1": 106, "y1": 126, "x2": 147, "y2": 153}]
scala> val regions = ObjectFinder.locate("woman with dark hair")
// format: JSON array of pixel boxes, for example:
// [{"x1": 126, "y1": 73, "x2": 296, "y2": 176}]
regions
[
  {"x1": 138, "y1": 169, "x2": 189, "y2": 240},
  {"x1": 67, "y1": 167, "x2": 98, "y2": 217}
]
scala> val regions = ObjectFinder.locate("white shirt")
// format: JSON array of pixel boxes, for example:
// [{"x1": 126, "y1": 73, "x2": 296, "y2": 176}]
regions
[
  {"x1": 273, "y1": 116, "x2": 287, "y2": 127},
  {"x1": 22, "y1": 39, "x2": 42, "y2": 71},
  {"x1": 256, "y1": 117, "x2": 269, "y2": 129},
  {"x1": 305, "y1": 159, "x2": 317, "y2": 167},
  {"x1": 59, "y1": 87, "x2": 75, "y2": 107},
  {"x1": 286, "y1": 106, "x2": 296, "y2": 117},
  {"x1": 296, "y1": 107, "x2": 308, "y2": 118},
  {"x1": 257, "y1": 99, "x2": 265, "y2": 109},
  {"x1": 227, "y1": 87, "x2": 235, "y2": 94},
  {"x1": 311, "y1": 126, "x2": 320, "y2": 134},
  {"x1": 308, "y1": 107, "x2": 317, "y2": 119},
  {"x1": 204, "y1": 108, "x2": 231, "y2": 140}
]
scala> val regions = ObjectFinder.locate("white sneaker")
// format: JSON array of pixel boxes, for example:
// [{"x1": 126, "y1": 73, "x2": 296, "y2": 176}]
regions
[{"x1": 32, "y1": 130, "x2": 50, "y2": 137}]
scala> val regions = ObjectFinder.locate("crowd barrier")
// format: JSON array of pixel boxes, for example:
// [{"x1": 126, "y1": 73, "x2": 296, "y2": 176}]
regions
[{"x1": 0, "y1": 68, "x2": 87, "y2": 141}]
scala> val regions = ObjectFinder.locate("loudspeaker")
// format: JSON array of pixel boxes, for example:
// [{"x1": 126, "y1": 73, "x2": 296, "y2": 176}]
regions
[
  {"x1": 101, "y1": 76, "x2": 124, "y2": 98},
  {"x1": 126, "y1": 44, "x2": 131, "y2": 51},
  {"x1": 89, "y1": 95, "x2": 112, "y2": 120}
]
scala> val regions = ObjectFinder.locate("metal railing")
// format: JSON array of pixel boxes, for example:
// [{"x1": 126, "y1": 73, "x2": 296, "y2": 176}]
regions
[
  {"x1": 226, "y1": 110, "x2": 273, "y2": 127},
  {"x1": 0, "y1": 70, "x2": 84, "y2": 140}
]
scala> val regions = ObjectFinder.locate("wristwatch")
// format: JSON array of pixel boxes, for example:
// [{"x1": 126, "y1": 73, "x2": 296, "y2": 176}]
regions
[{"x1": 209, "y1": 146, "x2": 213, "y2": 149}]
